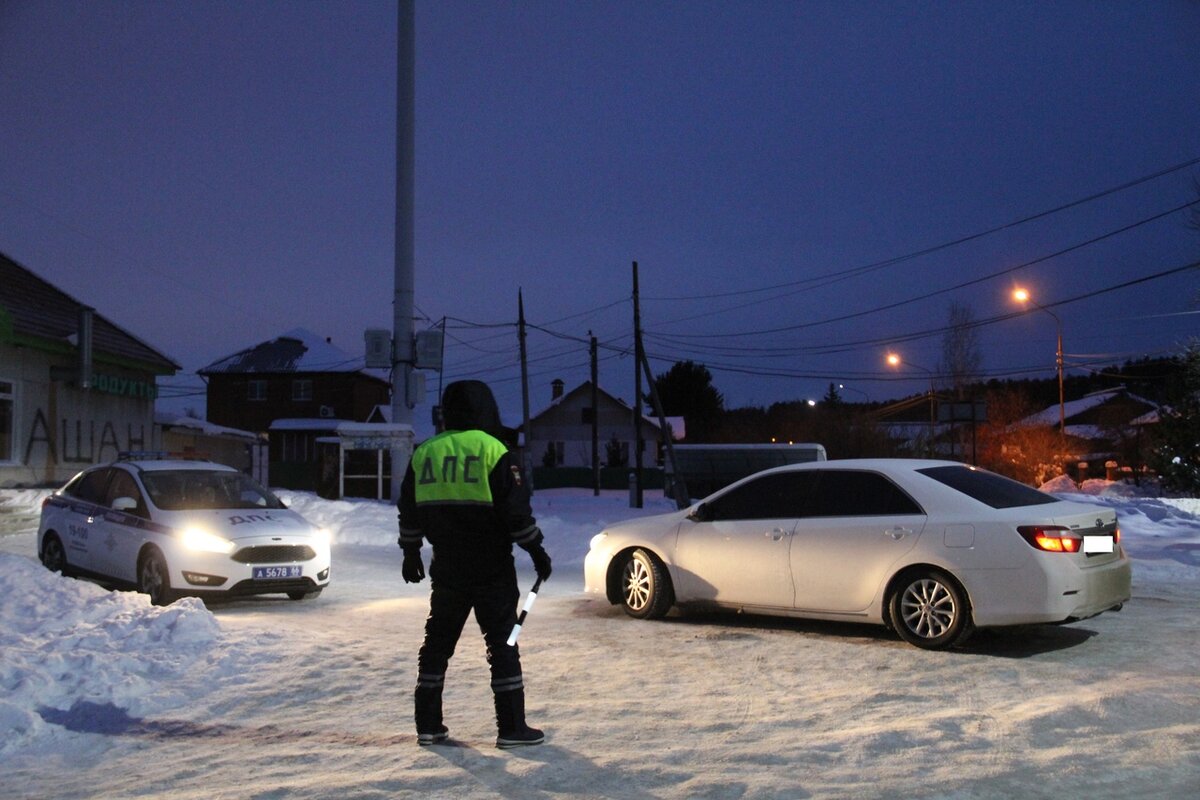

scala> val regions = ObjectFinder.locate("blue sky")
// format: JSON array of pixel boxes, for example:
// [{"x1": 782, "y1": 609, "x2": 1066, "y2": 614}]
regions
[{"x1": 1, "y1": 1, "x2": 1198, "y2": 424}]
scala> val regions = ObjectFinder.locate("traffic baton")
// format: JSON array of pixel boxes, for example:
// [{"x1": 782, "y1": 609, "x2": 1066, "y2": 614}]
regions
[{"x1": 506, "y1": 577, "x2": 544, "y2": 646}]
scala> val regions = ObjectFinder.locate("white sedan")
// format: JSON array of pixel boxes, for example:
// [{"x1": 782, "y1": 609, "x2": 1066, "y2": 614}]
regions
[
  {"x1": 38, "y1": 456, "x2": 331, "y2": 605},
  {"x1": 584, "y1": 459, "x2": 1131, "y2": 649}
]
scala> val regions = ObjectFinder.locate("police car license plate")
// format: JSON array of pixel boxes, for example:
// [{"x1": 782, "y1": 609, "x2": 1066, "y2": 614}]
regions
[{"x1": 253, "y1": 565, "x2": 302, "y2": 580}]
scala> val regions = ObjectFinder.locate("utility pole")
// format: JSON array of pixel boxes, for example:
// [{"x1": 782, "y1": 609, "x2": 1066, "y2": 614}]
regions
[
  {"x1": 640, "y1": 349, "x2": 690, "y2": 509},
  {"x1": 590, "y1": 332, "x2": 599, "y2": 496},
  {"x1": 389, "y1": 0, "x2": 416, "y2": 502},
  {"x1": 519, "y1": 289, "x2": 533, "y2": 491},
  {"x1": 632, "y1": 261, "x2": 644, "y2": 508}
]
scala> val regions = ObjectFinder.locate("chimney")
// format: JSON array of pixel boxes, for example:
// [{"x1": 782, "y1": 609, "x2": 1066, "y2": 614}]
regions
[{"x1": 551, "y1": 378, "x2": 564, "y2": 400}]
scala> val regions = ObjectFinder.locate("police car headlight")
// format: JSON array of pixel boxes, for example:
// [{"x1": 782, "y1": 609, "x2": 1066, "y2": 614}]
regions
[
  {"x1": 182, "y1": 527, "x2": 236, "y2": 555},
  {"x1": 312, "y1": 527, "x2": 332, "y2": 547}
]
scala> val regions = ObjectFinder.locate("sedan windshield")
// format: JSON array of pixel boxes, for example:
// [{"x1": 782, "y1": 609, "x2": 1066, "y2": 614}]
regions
[
  {"x1": 917, "y1": 465, "x2": 1058, "y2": 509},
  {"x1": 140, "y1": 470, "x2": 287, "y2": 511}
]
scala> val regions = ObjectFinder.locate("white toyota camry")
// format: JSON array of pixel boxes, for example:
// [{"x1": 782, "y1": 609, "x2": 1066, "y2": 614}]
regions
[
  {"x1": 584, "y1": 459, "x2": 1131, "y2": 649},
  {"x1": 38, "y1": 455, "x2": 331, "y2": 605}
]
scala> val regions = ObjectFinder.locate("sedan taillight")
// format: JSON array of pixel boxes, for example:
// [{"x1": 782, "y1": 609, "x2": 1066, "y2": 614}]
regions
[{"x1": 1018, "y1": 525, "x2": 1083, "y2": 553}]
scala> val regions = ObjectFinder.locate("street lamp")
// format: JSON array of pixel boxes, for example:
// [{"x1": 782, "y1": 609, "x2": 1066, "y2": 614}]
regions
[
  {"x1": 886, "y1": 352, "x2": 936, "y2": 456},
  {"x1": 1012, "y1": 287, "x2": 1064, "y2": 436}
]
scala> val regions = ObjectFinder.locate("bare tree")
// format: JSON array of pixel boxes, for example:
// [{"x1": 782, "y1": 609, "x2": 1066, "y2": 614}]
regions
[
  {"x1": 941, "y1": 302, "x2": 983, "y2": 399},
  {"x1": 976, "y1": 386, "x2": 1064, "y2": 485}
]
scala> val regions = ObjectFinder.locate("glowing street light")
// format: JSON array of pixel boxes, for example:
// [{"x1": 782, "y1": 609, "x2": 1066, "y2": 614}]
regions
[
  {"x1": 1012, "y1": 287, "x2": 1065, "y2": 436},
  {"x1": 885, "y1": 352, "x2": 936, "y2": 456}
]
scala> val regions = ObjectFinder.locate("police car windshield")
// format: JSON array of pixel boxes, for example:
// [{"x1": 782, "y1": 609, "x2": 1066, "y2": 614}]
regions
[{"x1": 140, "y1": 470, "x2": 286, "y2": 511}]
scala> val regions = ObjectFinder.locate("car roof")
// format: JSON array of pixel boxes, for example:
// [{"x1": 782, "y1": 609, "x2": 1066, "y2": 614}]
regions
[
  {"x1": 766, "y1": 457, "x2": 965, "y2": 473},
  {"x1": 112, "y1": 459, "x2": 238, "y2": 473}
]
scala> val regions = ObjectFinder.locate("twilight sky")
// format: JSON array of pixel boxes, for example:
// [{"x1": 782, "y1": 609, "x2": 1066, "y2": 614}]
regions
[{"x1": 1, "y1": 1, "x2": 1198, "y2": 425}]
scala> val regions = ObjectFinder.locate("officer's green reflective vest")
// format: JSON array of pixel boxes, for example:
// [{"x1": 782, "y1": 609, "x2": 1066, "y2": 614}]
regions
[{"x1": 411, "y1": 429, "x2": 508, "y2": 506}]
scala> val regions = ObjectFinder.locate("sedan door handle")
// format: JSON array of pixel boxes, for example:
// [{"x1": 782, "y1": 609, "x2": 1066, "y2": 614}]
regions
[
  {"x1": 767, "y1": 528, "x2": 790, "y2": 541},
  {"x1": 884, "y1": 527, "x2": 912, "y2": 540}
]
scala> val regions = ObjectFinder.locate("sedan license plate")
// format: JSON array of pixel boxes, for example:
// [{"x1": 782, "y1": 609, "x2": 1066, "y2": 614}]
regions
[
  {"x1": 1083, "y1": 535, "x2": 1114, "y2": 554},
  {"x1": 253, "y1": 565, "x2": 302, "y2": 580}
]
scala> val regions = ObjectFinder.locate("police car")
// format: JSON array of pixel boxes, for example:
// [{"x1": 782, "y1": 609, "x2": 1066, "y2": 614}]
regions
[{"x1": 37, "y1": 454, "x2": 331, "y2": 605}]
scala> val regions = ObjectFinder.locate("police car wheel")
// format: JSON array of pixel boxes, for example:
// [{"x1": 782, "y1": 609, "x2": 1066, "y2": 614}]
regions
[
  {"x1": 41, "y1": 533, "x2": 69, "y2": 575},
  {"x1": 138, "y1": 549, "x2": 176, "y2": 606}
]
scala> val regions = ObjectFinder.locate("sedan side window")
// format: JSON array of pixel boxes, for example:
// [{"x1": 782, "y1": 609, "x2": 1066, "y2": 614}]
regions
[
  {"x1": 809, "y1": 471, "x2": 924, "y2": 517},
  {"x1": 706, "y1": 472, "x2": 818, "y2": 520},
  {"x1": 70, "y1": 468, "x2": 113, "y2": 505},
  {"x1": 104, "y1": 470, "x2": 148, "y2": 518}
]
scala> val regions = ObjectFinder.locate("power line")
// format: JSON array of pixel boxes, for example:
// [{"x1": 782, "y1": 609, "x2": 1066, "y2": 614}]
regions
[
  {"x1": 653, "y1": 257, "x2": 1200, "y2": 360},
  {"x1": 648, "y1": 198, "x2": 1198, "y2": 340},
  {"x1": 644, "y1": 155, "x2": 1200, "y2": 303}
]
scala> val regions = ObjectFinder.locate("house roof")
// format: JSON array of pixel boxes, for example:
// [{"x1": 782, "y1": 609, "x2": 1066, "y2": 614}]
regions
[
  {"x1": 154, "y1": 412, "x2": 262, "y2": 442},
  {"x1": 199, "y1": 327, "x2": 387, "y2": 382},
  {"x1": 1016, "y1": 387, "x2": 1160, "y2": 429},
  {"x1": 525, "y1": 380, "x2": 682, "y2": 435},
  {"x1": 0, "y1": 251, "x2": 179, "y2": 374}
]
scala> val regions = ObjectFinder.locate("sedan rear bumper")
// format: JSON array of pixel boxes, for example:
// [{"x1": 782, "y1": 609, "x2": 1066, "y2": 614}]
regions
[{"x1": 965, "y1": 549, "x2": 1132, "y2": 627}]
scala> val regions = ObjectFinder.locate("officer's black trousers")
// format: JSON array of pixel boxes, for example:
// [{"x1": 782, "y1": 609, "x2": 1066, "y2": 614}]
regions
[{"x1": 416, "y1": 574, "x2": 524, "y2": 695}]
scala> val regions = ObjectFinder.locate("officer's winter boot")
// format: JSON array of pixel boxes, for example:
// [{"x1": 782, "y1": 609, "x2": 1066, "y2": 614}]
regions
[
  {"x1": 415, "y1": 686, "x2": 449, "y2": 746},
  {"x1": 494, "y1": 688, "x2": 544, "y2": 749}
]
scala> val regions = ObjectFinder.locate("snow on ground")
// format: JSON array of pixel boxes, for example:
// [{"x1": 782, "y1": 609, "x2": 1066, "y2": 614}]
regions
[{"x1": 1, "y1": 484, "x2": 1198, "y2": 799}]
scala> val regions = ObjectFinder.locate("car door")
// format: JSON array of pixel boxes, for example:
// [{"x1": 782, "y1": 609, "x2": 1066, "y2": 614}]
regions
[
  {"x1": 790, "y1": 469, "x2": 926, "y2": 614},
  {"x1": 673, "y1": 471, "x2": 818, "y2": 608},
  {"x1": 58, "y1": 467, "x2": 114, "y2": 573},
  {"x1": 95, "y1": 468, "x2": 151, "y2": 583}
]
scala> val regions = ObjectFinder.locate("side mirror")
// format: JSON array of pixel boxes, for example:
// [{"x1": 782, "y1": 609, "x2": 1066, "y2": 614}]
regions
[
  {"x1": 112, "y1": 496, "x2": 138, "y2": 513},
  {"x1": 687, "y1": 502, "x2": 713, "y2": 523}
]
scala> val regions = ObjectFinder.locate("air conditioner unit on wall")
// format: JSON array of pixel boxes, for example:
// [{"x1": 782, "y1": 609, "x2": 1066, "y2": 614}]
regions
[{"x1": 319, "y1": 405, "x2": 336, "y2": 418}]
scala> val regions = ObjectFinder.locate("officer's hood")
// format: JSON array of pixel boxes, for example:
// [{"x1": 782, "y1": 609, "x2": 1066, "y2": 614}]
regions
[{"x1": 441, "y1": 380, "x2": 504, "y2": 438}]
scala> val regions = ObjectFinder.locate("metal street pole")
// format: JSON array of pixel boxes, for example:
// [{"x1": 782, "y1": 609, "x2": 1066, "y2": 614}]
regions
[
  {"x1": 886, "y1": 353, "x2": 936, "y2": 457},
  {"x1": 1013, "y1": 289, "x2": 1065, "y2": 437},
  {"x1": 390, "y1": 1, "x2": 416, "y2": 502}
]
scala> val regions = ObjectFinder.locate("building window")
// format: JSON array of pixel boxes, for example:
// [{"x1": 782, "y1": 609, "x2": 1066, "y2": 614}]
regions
[
  {"x1": 542, "y1": 441, "x2": 565, "y2": 468},
  {"x1": 247, "y1": 380, "x2": 267, "y2": 401},
  {"x1": 0, "y1": 379, "x2": 13, "y2": 464},
  {"x1": 580, "y1": 407, "x2": 594, "y2": 424},
  {"x1": 292, "y1": 379, "x2": 313, "y2": 402},
  {"x1": 282, "y1": 432, "x2": 313, "y2": 463}
]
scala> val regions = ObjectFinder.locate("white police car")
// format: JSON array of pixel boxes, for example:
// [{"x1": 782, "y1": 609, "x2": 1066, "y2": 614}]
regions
[{"x1": 37, "y1": 455, "x2": 331, "y2": 605}]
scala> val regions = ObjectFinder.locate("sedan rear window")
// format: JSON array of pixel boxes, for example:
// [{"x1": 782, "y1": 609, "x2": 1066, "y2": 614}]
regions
[{"x1": 917, "y1": 466, "x2": 1058, "y2": 509}]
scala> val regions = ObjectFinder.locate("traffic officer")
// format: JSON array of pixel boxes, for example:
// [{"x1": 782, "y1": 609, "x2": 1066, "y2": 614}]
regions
[{"x1": 397, "y1": 380, "x2": 552, "y2": 748}]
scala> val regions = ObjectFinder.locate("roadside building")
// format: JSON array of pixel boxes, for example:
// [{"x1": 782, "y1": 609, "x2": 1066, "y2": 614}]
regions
[
  {"x1": 523, "y1": 379, "x2": 676, "y2": 489},
  {"x1": 198, "y1": 328, "x2": 392, "y2": 492},
  {"x1": 0, "y1": 251, "x2": 179, "y2": 487}
]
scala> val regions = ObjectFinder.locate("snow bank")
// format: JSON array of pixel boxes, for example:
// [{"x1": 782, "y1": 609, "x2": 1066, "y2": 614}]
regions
[
  {"x1": 0, "y1": 488, "x2": 53, "y2": 513},
  {"x1": 0, "y1": 553, "x2": 222, "y2": 756}
]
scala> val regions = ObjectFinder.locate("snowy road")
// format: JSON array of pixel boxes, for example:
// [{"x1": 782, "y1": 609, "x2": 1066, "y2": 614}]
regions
[{"x1": 2, "y1": 489, "x2": 1199, "y2": 799}]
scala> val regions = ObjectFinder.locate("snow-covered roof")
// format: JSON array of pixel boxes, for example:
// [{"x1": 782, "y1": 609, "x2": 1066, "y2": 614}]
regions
[
  {"x1": 199, "y1": 327, "x2": 385, "y2": 378},
  {"x1": 154, "y1": 413, "x2": 261, "y2": 442},
  {"x1": 269, "y1": 418, "x2": 354, "y2": 431},
  {"x1": 1016, "y1": 387, "x2": 1160, "y2": 429}
]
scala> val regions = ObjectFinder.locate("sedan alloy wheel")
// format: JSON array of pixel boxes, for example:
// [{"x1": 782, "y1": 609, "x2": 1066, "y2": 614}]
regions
[
  {"x1": 890, "y1": 569, "x2": 972, "y2": 649},
  {"x1": 620, "y1": 548, "x2": 672, "y2": 619}
]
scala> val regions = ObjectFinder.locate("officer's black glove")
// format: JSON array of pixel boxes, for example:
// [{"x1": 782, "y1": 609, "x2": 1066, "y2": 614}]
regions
[
  {"x1": 401, "y1": 547, "x2": 425, "y2": 584},
  {"x1": 524, "y1": 542, "x2": 552, "y2": 582}
]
